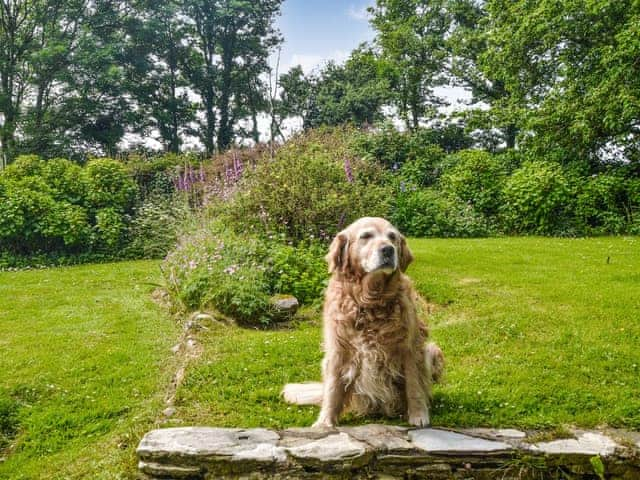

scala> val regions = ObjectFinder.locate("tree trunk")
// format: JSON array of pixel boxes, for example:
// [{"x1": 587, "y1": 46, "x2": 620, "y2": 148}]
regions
[
  {"x1": 216, "y1": 33, "x2": 235, "y2": 152},
  {"x1": 505, "y1": 123, "x2": 518, "y2": 149}
]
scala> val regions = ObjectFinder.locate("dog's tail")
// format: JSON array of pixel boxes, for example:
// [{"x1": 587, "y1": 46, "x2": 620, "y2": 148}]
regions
[
  {"x1": 282, "y1": 382, "x2": 323, "y2": 406},
  {"x1": 427, "y1": 342, "x2": 445, "y2": 383}
]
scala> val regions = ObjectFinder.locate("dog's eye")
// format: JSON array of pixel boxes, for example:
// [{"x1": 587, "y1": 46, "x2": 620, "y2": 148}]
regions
[
  {"x1": 387, "y1": 232, "x2": 397, "y2": 241},
  {"x1": 360, "y1": 231, "x2": 373, "y2": 240}
]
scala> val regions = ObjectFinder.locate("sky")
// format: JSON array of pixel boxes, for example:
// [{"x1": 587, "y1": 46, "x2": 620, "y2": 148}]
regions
[
  {"x1": 275, "y1": 0, "x2": 376, "y2": 74},
  {"x1": 273, "y1": 0, "x2": 471, "y2": 109}
]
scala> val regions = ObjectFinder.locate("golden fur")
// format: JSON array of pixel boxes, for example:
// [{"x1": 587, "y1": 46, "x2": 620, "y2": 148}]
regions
[{"x1": 311, "y1": 217, "x2": 444, "y2": 428}]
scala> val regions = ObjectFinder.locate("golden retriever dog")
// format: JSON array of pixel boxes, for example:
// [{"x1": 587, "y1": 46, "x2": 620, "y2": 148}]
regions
[{"x1": 283, "y1": 217, "x2": 444, "y2": 428}]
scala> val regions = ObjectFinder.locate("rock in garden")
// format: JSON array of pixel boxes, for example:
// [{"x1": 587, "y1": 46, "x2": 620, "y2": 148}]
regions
[{"x1": 270, "y1": 295, "x2": 299, "y2": 320}]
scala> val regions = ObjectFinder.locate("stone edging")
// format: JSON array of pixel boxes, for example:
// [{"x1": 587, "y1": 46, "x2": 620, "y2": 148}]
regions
[{"x1": 137, "y1": 424, "x2": 640, "y2": 479}]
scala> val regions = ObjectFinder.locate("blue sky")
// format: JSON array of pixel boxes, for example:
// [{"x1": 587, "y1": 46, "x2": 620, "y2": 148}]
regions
[{"x1": 275, "y1": 0, "x2": 375, "y2": 73}]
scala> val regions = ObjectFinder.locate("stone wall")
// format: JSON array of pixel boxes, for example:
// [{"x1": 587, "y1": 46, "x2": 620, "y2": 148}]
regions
[{"x1": 137, "y1": 424, "x2": 640, "y2": 479}]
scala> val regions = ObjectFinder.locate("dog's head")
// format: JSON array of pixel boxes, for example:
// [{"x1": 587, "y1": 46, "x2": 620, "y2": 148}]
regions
[{"x1": 326, "y1": 217, "x2": 413, "y2": 277}]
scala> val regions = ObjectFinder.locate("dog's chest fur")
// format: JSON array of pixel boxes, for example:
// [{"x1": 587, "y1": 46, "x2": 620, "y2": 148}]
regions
[{"x1": 338, "y1": 298, "x2": 410, "y2": 416}]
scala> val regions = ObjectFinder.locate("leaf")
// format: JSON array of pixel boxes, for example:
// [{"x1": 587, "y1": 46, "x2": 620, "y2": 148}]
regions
[{"x1": 590, "y1": 455, "x2": 605, "y2": 480}]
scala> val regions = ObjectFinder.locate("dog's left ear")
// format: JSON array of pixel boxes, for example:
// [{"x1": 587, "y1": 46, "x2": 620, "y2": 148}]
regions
[{"x1": 399, "y1": 235, "x2": 414, "y2": 272}]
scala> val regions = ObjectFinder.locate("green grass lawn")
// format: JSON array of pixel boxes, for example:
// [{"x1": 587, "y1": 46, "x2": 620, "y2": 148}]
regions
[
  {"x1": 1, "y1": 238, "x2": 639, "y2": 478},
  {"x1": 171, "y1": 237, "x2": 640, "y2": 431},
  {"x1": 0, "y1": 261, "x2": 180, "y2": 480}
]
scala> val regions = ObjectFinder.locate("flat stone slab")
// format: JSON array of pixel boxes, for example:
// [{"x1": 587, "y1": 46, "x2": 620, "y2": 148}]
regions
[
  {"x1": 286, "y1": 432, "x2": 370, "y2": 465},
  {"x1": 533, "y1": 431, "x2": 619, "y2": 456},
  {"x1": 409, "y1": 428, "x2": 512, "y2": 454},
  {"x1": 137, "y1": 425, "x2": 640, "y2": 479},
  {"x1": 138, "y1": 427, "x2": 286, "y2": 468}
]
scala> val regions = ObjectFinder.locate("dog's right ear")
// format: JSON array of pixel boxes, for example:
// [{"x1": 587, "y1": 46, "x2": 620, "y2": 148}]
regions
[{"x1": 326, "y1": 232, "x2": 349, "y2": 273}]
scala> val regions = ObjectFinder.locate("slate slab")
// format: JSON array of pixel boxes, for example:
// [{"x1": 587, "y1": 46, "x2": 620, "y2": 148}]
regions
[
  {"x1": 533, "y1": 431, "x2": 619, "y2": 456},
  {"x1": 409, "y1": 428, "x2": 513, "y2": 454}
]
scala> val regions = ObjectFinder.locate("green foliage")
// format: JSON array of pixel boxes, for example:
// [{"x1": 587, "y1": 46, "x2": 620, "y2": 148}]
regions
[
  {"x1": 353, "y1": 125, "x2": 448, "y2": 180},
  {"x1": 501, "y1": 161, "x2": 572, "y2": 235},
  {"x1": 370, "y1": 0, "x2": 450, "y2": 130},
  {"x1": 94, "y1": 208, "x2": 127, "y2": 250},
  {"x1": 220, "y1": 128, "x2": 392, "y2": 242},
  {"x1": 265, "y1": 242, "x2": 327, "y2": 305},
  {"x1": 127, "y1": 194, "x2": 192, "y2": 259},
  {"x1": 392, "y1": 187, "x2": 492, "y2": 238},
  {"x1": 162, "y1": 223, "x2": 327, "y2": 325},
  {"x1": 0, "y1": 176, "x2": 90, "y2": 252},
  {"x1": 82, "y1": 159, "x2": 138, "y2": 212},
  {"x1": 439, "y1": 150, "x2": 507, "y2": 218},
  {"x1": 590, "y1": 455, "x2": 606, "y2": 480},
  {"x1": 280, "y1": 46, "x2": 390, "y2": 129},
  {"x1": 575, "y1": 173, "x2": 640, "y2": 235},
  {"x1": 40, "y1": 158, "x2": 86, "y2": 204},
  {"x1": 0, "y1": 155, "x2": 146, "y2": 259},
  {"x1": 483, "y1": 0, "x2": 640, "y2": 162}
]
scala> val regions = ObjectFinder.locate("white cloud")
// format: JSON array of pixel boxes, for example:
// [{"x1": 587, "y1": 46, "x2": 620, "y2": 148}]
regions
[
  {"x1": 283, "y1": 50, "x2": 350, "y2": 75},
  {"x1": 347, "y1": 3, "x2": 372, "y2": 22}
]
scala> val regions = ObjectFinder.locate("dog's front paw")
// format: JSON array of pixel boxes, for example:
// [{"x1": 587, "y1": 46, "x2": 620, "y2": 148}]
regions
[
  {"x1": 408, "y1": 409, "x2": 431, "y2": 428},
  {"x1": 312, "y1": 418, "x2": 335, "y2": 428}
]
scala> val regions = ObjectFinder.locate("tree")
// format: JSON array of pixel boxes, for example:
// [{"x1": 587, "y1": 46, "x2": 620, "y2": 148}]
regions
[
  {"x1": 369, "y1": 0, "x2": 450, "y2": 130},
  {"x1": 279, "y1": 46, "x2": 390, "y2": 130},
  {"x1": 181, "y1": 0, "x2": 282, "y2": 155},
  {"x1": 445, "y1": 0, "x2": 517, "y2": 149},
  {"x1": 482, "y1": 0, "x2": 640, "y2": 166},
  {"x1": 128, "y1": 0, "x2": 196, "y2": 153},
  {"x1": 0, "y1": 0, "x2": 52, "y2": 165}
]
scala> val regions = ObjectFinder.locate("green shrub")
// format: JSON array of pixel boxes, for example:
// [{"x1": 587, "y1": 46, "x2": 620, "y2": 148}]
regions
[
  {"x1": 124, "y1": 152, "x2": 198, "y2": 198},
  {"x1": 82, "y1": 158, "x2": 138, "y2": 212},
  {"x1": 162, "y1": 223, "x2": 327, "y2": 324},
  {"x1": 397, "y1": 145, "x2": 446, "y2": 187},
  {"x1": 127, "y1": 194, "x2": 192, "y2": 258},
  {"x1": 1, "y1": 155, "x2": 44, "y2": 179},
  {"x1": 219, "y1": 128, "x2": 392, "y2": 242},
  {"x1": 0, "y1": 179, "x2": 90, "y2": 252},
  {"x1": 265, "y1": 242, "x2": 327, "y2": 305},
  {"x1": 575, "y1": 173, "x2": 638, "y2": 234},
  {"x1": 94, "y1": 207, "x2": 127, "y2": 250},
  {"x1": 353, "y1": 123, "x2": 470, "y2": 170},
  {"x1": 40, "y1": 202, "x2": 91, "y2": 248},
  {"x1": 439, "y1": 150, "x2": 507, "y2": 218},
  {"x1": 501, "y1": 160, "x2": 572, "y2": 234},
  {"x1": 392, "y1": 187, "x2": 492, "y2": 238},
  {"x1": 40, "y1": 158, "x2": 86, "y2": 204}
]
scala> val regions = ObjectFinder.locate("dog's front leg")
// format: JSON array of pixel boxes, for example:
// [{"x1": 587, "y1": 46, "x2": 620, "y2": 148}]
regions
[
  {"x1": 403, "y1": 350, "x2": 431, "y2": 427},
  {"x1": 313, "y1": 352, "x2": 349, "y2": 428}
]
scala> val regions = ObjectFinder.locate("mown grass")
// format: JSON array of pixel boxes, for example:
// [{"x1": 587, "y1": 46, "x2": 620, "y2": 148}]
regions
[
  {"x1": 1, "y1": 238, "x2": 639, "y2": 478},
  {"x1": 0, "y1": 261, "x2": 180, "y2": 480},
  {"x1": 171, "y1": 237, "x2": 640, "y2": 430}
]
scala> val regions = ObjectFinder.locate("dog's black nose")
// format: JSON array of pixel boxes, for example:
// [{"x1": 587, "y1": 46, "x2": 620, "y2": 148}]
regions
[{"x1": 381, "y1": 245, "x2": 395, "y2": 258}]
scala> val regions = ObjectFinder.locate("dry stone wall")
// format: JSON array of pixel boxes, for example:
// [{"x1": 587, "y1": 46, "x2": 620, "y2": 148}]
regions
[{"x1": 137, "y1": 425, "x2": 640, "y2": 479}]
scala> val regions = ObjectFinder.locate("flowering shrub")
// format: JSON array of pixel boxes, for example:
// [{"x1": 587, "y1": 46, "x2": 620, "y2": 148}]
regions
[
  {"x1": 215, "y1": 127, "x2": 392, "y2": 243},
  {"x1": 162, "y1": 223, "x2": 328, "y2": 324}
]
